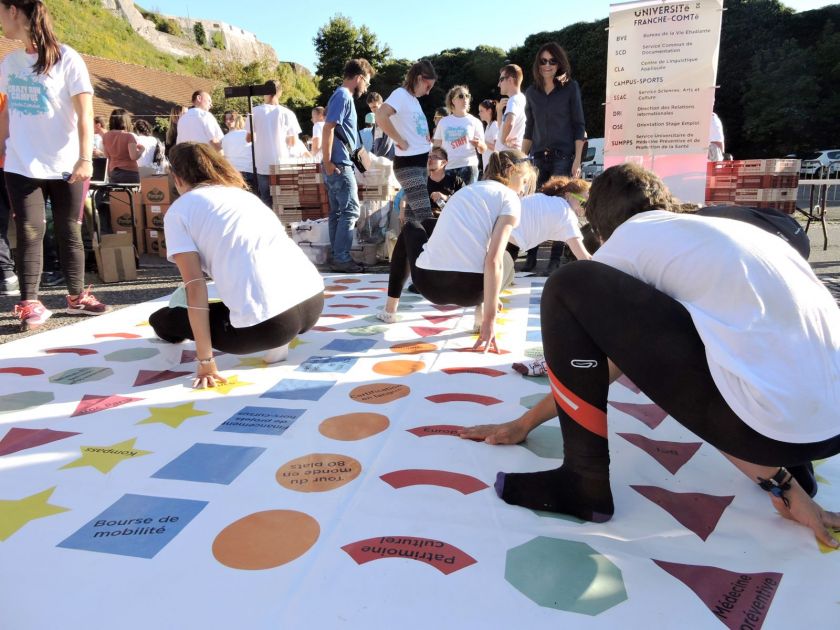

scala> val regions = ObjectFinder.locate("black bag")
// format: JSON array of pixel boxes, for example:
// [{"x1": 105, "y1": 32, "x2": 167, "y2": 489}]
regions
[{"x1": 335, "y1": 126, "x2": 372, "y2": 173}]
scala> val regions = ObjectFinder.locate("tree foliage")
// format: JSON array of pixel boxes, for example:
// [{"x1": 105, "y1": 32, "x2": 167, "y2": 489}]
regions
[{"x1": 193, "y1": 23, "x2": 207, "y2": 47}]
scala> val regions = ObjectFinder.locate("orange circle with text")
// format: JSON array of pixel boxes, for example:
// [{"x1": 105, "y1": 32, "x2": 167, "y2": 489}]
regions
[
  {"x1": 276, "y1": 453, "x2": 362, "y2": 491},
  {"x1": 390, "y1": 341, "x2": 438, "y2": 355},
  {"x1": 373, "y1": 360, "x2": 425, "y2": 376},
  {"x1": 334, "y1": 278, "x2": 361, "y2": 284},
  {"x1": 213, "y1": 510, "x2": 319, "y2": 570},
  {"x1": 349, "y1": 383, "x2": 410, "y2": 405},
  {"x1": 319, "y1": 412, "x2": 390, "y2": 440}
]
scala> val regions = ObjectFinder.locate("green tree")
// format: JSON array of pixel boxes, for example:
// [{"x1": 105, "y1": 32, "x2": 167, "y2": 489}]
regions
[
  {"x1": 193, "y1": 22, "x2": 206, "y2": 47},
  {"x1": 211, "y1": 31, "x2": 226, "y2": 50}
]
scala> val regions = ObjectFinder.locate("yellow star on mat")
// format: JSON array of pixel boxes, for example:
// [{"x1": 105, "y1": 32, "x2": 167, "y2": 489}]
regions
[
  {"x1": 289, "y1": 337, "x2": 305, "y2": 349},
  {"x1": 137, "y1": 401, "x2": 211, "y2": 428},
  {"x1": 135, "y1": 320, "x2": 150, "y2": 327},
  {"x1": 497, "y1": 318, "x2": 511, "y2": 326},
  {"x1": 0, "y1": 487, "x2": 69, "y2": 541},
  {"x1": 237, "y1": 357, "x2": 269, "y2": 368},
  {"x1": 197, "y1": 375, "x2": 253, "y2": 395},
  {"x1": 60, "y1": 438, "x2": 152, "y2": 474},
  {"x1": 817, "y1": 530, "x2": 840, "y2": 553}
]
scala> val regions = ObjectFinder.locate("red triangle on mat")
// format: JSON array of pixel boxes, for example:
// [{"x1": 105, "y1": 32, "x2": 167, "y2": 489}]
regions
[
  {"x1": 632, "y1": 485, "x2": 734, "y2": 541},
  {"x1": 617, "y1": 433, "x2": 702, "y2": 475},
  {"x1": 71, "y1": 394, "x2": 143, "y2": 417},
  {"x1": 616, "y1": 374, "x2": 641, "y2": 394},
  {"x1": 431, "y1": 304, "x2": 461, "y2": 312},
  {"x1": 609, "y1": 401, "x2": 668, "y2": 429},
  {"x1": 423, "y1": 314, "x2": 459, "y2": 325},
  {"x1": 653, "y1": 560, "x2": 782, "y2": 630},
  {"x1": 0, "y1": 427, "x2": 80, "y2": 456},
  {"x1": 133, "y1": 369, "x2": 192, "y2": 387},
  {"x1": 411, "y1": 326, "x2": 448, "y2": 338}
]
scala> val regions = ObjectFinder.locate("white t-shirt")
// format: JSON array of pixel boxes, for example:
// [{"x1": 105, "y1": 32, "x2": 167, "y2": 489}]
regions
[
  {"x1": 482, "y1": 121, "x2": 499, "y2": 170},
  {"x1": 176, "y1": 108, "x2": 223, "y2": 146},
  {"x1": 417, "y1": 180, "x2": 520, "y2": 274},
  {"x1": 164, "y1": 185, "x2": 324, "y2": 328},
  {"x1": 384, "y1": 87, "x2": 431, "y2": 157},
  {"x1": 221, "y1": 129, "x2": 253, "y2": 173},
  {"x1": 433, "y1": 114, "x2": 483, "y2": 169},
  {"x1": 593, "y1": 210, "x2": 840, "y2": 443},
  {"x1": 251, "y1": 103, "x2": 302, "y2": 174},
  {"x1": 495, "y1": 92, "x2": 527, "y2": 153},
  {"x1": 135, "y1": 135, "x2": 159, "y2": 168},
  {"x1": 510, "y1": 194, "x2": 582, "y2": 251},
  {"x1": 709, "y1": 113, "x2": 725, "y2": 150},
  {"x1": 0, "y1": 45, "x2": 93, "y2": 179},
  {"x1": 311, "y1": 120, "x2": 324, "y2": 162}
]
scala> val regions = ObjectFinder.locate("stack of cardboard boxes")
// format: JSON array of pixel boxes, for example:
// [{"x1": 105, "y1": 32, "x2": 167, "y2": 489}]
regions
[
  {"x1": 140, "y1": 174, "x2": 179, "y2": 259},
  {"x1": 706, "y1": 159, "x2": 800, "y2": 214},
  {"x1": 269, "y1": 163, "x2": 330, "y2": 230}
]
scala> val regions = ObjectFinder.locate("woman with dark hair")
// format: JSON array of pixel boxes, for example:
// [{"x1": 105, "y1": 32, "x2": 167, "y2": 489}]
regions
[
  {"x1": 375, "y1": 60, "x2": 437, "y2": 221},
  {"x1": 0, "y1": 0, "x2": 110, "y2": 330},
  {"x1": 478, "y1": 99, "x2": 498, "y2": 175},
  {"x1": 148, "y1": 143, "x2": 324, "y2": 388},
  {"x1": 103, "y1": 108, "x2": 143, "y2": 183},
  {"x1": 482, "y1": 163, "x2": 840, "y2": 547},
  {"x1": 377, "y1": 150, "x2": 534, "y2": 352},
  {"x1": 133, "y1": 118, "x2": 164, "y2": 175},
  {"x1": 521, "y1": 41, "x2": 586, "y2": 272},
  {"x1": 165, "y1": 104, "x2": 186, "y2": 157}
]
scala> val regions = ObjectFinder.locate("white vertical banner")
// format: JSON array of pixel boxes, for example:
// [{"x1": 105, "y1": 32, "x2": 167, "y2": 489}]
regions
[{"x1": 604, "y1": 0, "x2": 723, "y2": 203}]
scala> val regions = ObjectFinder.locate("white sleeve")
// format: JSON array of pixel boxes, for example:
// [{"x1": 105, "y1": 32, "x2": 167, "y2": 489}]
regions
[
  {"x1": 287, "y1": 111, "x2": 301, "y2": 137},
  {"x1": 433, "y1": 118, "x2": 444, "y2": 141},
  {"x1": 0, "y1": 58, "x2": 8, "y2": 93},
  {"x1": 709, "y1": 114, "x2": 724, "y2": 144},
  {"x1": 312, "y1": 123, "x2": 323, "y2": 139},
  {"x1": 163, "y1": 206, "x2": 199, "y2": 259},
  {"x1": 384, "y1": 88, "x2": 403, "y2": 112},
  {"x1": 499, "y1": 189, "x2": 521, "y2": 225},
  {"x1": 64, "y1": 48, "x2": 94, "y2": 97}
]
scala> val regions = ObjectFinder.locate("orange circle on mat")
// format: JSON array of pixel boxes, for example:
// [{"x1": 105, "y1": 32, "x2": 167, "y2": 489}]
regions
[
  {"x1": 390, "y1": 341, "x2": 438, "y2": 355},
  {"x1": 324, "y1": 284, "x2": 347, "y2": 292},
  {"x1": 276, "y1": 453, "x2": 362, "y2": 491},
  {"x1": 319, "y1": 412, "x2": 390, "y2": 440},
  {"x1": 334, "y1": 278, "x2": 361, "y2": 284},
  {"x1": 349, "y1": 383, "x2": 410, "y2": 405},
  {"x1": 373, "y1": 360, "x2": 425, "y2": 376},
  {"x1": 213, "y1": 510, "x2": 319, "y2": 570}
]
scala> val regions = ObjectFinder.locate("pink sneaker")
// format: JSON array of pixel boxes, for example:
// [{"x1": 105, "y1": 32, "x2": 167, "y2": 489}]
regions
[
  {"x1": 14, "y1": 300, "x2": 53, "y2": 331},
  {"x1": 66, "y1": 286, "x2": 111, "y2": 316}
]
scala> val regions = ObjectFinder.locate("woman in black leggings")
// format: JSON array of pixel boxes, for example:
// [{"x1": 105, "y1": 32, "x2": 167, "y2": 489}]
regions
[{"x1": 466, "y1": 163, "x2": 840, "y2": 546}]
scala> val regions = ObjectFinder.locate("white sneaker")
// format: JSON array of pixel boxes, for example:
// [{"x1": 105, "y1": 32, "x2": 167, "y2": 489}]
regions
[
  {"x1": 264, "y1": 343, "x2": 290, "y2": 364},
  {"x1": 376, "y1": 310, "x2": 400, "y2": 324}
]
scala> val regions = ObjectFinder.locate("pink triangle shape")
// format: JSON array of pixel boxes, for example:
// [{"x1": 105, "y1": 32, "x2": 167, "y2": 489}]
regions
[
  {"x1": 71, "y1": 394, "x2": 143, "y2": 417},
  {"x1": 0, "y1": 427, "x2": 80, "y2": 456},
  {"x1": 411, "y1": 326, "x2": 448, "y2": 338},
  {"x1": 609, "y1": 400, "x2": 668, "y2": 429},
  {"x1": 180, "y1": 350, "x2": 224, "y2": 364},
  {"x1": 423, "y1": 314, "x2": 458, "y2": 325},
  {"x1": 654, "y1": 560, "x2": 782, "y2": 630},
  {"x1": 616, "y1": 374, "x2": 641, "y2": 394},
  {"x1": 632, "y1": 485, "x2": 734, "y2": 541},
  {"x1": 133, "y1": 369, "x2": 192, "y2": 387},
  {"x1": 617, "y1": 433, "x2": 702, "y2": 475},
  {"x1": 431, "y1": 304, "x2": 461, "y2": 312}
]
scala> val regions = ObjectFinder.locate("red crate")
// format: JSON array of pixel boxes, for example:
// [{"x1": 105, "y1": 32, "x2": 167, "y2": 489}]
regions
[{"x1": 736, "y1": 174, "x2": 799, "y2": 189}]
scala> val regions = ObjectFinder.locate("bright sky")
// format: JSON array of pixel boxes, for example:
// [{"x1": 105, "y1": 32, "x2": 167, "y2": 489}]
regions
[{"x1": 146, "y1": 0, "x2": 834, "y2": 71}]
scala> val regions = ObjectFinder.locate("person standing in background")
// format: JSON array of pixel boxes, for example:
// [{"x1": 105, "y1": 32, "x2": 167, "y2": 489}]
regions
[
  {"x1": 495, "y1": 64, "x2": 526, "y2": 153},
  {"x1": 165, "y1": 104, "x2": 186, "y2": 157},
  {"x1": 433, "y1": 85, "x2": 485, "y2": 185},
  {"x1": 177, "y1": 91, "x2": 223, "y2": 150},
  {"x1": 478, "y1": 98, "x2": 499, "y2": 176},
  {"x1": 220, "y1": 111, "x2": 255, "y2": 192},
  {"x1": 102, "y1": 108, "x2": 143, "y2": 184},
  {"x1": 366, "y1": 92, "x2": 394, "y2": 159},
  {"x1": 310, "y1": 106, "x2": 325, "y2": 162},
  {"x1": 0, "y1": 90, "x2": 16, "y2": 297}
]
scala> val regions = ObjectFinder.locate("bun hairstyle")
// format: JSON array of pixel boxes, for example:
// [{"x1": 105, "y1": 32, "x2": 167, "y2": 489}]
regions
[
  {"x1": 2, "y1": 0, "x2": 61, "y2": 75},
  {"x1": 169, "y1": 142, "x2": 247, "y2": 190},
  {"x1": 484, "y1": 150, "x2": 535, "y2": 187}
]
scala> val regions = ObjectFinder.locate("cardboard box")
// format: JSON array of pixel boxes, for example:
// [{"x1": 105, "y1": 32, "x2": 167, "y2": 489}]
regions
[
  {"x1": 145, "y1": 229, "x2": 167, "y2": 258},
  {"x1": 94, "y1": 233, "x2": 137, "y2": 283},
  {"x1": 107, "y1": 189, "x2": 145, "y2": 254},
  {"x1": 144, "y1": 203, "x2": 170, "y2": 229},
  {"x1": 140, "y1": 174, "x2": 179, "y2": 205}
]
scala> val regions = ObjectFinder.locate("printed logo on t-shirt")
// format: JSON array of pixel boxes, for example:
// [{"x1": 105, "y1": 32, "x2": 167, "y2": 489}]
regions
[
  {"x1": 413, "y1": 113, "x2": 430, "y2": 139},
  {"x1": 7, "y1": 73, "x2": 49, "y2": 116},
  {"x1": 444, "y1": 126, "x2": 469, "y2": 149}
]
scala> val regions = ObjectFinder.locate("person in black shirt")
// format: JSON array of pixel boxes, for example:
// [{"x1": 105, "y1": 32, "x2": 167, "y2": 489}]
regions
[{"x1": 426, "y1": 147, "x2": 465, "y2": 216}]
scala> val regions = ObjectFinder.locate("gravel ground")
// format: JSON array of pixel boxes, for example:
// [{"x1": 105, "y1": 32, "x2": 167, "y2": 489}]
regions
[{"x1": 2, "y1": 218, "x2": 839, "y2": 346}]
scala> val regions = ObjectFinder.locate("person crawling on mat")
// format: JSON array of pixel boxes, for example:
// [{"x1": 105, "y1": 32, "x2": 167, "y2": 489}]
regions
[
  {"x1": 460, "y1": 163, "x2": 840, "y2": 547},
  {"x1": 148, "y1": 142, "x2": 325, "y2": 388},
  {"x1": 376, "y1": 150, "x2": 535, "y2": 353}
]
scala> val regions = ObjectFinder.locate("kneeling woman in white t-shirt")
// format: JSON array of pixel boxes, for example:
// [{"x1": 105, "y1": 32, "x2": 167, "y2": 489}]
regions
[
  {"x1": 149, "y1": 142, "x2": 325, "y2": 388},
  {"x1": 492, "y1": 163, "x2": 840, "y2": 547},
  {"x1": 378, "y1": 150, "x2": 533, "y2": 352}
]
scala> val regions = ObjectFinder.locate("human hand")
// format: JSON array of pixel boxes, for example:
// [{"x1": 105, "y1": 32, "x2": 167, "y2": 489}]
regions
[
  {"x1": 771, "y1": 479, "x2": 840, "y2": 548},
  {"x1": 572, "y1": 158, "x2": 582, "y2": 178},
  {"x1": 472, "y1": 318, "x2": 498, "y2": 354},
  {"x1": 67, "y1": 158, "x2": 93, "y2": 184},
  {"x1": 430, "y1": 191, "x2": 443, "y2": 202},
  {"x1": 323, "y1": 161, "x2": 337, "y2": 176},
  {"x1": 395, "y1": 138, "x2": 409, "y2": 151},
  {"x1": 459, "y1": 419, "x2": 531, "y2": 444},
  {"x1": 193, "y1": 359, "x2": 228, "y2": 390}
]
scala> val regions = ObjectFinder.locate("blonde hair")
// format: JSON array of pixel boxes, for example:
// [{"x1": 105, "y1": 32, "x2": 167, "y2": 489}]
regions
[
  {"x1": 169, "y1": 142, "x2": 246, "y2": 189},
  {"x1": 228, "y1": 112, "x2": 245, "y2": 130},
  {"x1": 484, "y1": 150, "x2": 535, "y2": 187},
  {"x1": 445, "y1": 85, "x2": 470, "y2": 111}
]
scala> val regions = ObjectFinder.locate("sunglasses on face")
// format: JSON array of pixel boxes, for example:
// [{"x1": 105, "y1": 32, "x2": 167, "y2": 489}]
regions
[
  {"x1": 455, "y1": 93, "x2": 470, "y2": 100},
  {"x1": 539, "y1": 58, "x2": 558, "y2": 66}
]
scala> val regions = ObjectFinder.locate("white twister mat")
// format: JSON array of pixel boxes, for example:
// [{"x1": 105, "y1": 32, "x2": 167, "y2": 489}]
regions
[{"x1": 0, "y1": 273, "x2": 837, "y2": 629}]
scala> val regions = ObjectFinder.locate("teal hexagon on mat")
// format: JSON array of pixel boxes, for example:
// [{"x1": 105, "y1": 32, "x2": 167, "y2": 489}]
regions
[
  {"x1": 524, "y1": 345, "x2": 544, "y2": 359},
  {"x1": 521, "y1": 424, "x2": 564, "y2": 459},
  {"x1": 505, "y1": 537, "x2": 627, "y2": 615},
  {"x1": 519, "y1": 393, "x2": 545, "y2": 409}
]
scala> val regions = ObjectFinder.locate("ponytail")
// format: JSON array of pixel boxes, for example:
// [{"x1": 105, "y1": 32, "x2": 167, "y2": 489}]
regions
[
  {"x1": 0, "y1": 0, "x2": 62, "y2": 75},
  {"x1": 483, "y1": 149, "x2": 534, "y2": 188}
]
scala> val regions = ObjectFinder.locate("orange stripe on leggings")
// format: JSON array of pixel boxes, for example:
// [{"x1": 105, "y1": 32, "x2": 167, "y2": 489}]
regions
[{"x1": 547, "y1": 366, "x2": 608, "y2": 438}]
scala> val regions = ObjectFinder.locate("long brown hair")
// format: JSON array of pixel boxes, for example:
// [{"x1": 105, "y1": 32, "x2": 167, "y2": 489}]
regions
[
  {"x1": 540, "y1": 175, "x2": 589, "y2": 197},
  {"x1": 2, "y1": 0, "x2": 61, "y2": 75},
  {"x1": 169, "y1": 142, "x2": 246, "y2": 190},
  {"x1": 166, "y1": 104, "x2": 185, "y2": 147},
  {"x1": 531, "y1": 42, "x2": 571, "y2": 90},
  {"x1": 484, "y1": 150, "x2": 535, "y2": 187},
  {"x1": 402, "y1": 60, "x2": 437, "y2": 93}
]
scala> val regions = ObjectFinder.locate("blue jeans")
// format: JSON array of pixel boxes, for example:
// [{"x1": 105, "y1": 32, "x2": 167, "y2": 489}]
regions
[
  {"x1": 257, "y1": 174, "x2": 272, "y2": 208},
  {"x1": 447, "y1": 165, "x2": 479, "y2": 186},
  {"x1": 324, "y1": 164, "x2": 360, "y2": 264}
]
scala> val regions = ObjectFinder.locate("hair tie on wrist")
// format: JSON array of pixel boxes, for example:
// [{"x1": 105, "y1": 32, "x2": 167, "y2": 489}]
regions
[{"x1": 757, "y1": 467, "x2": 793, "y2": 508}]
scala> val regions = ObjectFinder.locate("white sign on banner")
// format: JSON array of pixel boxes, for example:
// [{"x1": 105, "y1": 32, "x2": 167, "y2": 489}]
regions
[{"x1": 604, "y1": 0, "x2": 723, "y2": 203}]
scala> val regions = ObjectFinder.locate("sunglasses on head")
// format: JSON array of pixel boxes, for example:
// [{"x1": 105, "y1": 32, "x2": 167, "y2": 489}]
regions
[{"x1": 539, "y1": 58, "x2": 558, "y2": 66}]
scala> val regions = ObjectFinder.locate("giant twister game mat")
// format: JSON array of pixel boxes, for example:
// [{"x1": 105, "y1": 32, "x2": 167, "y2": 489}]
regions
[{"x1": 0, "y1": 274, "x2": 838, "y2": 629}]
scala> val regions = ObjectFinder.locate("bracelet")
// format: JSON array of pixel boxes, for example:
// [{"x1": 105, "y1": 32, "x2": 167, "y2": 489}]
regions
[
  {"x1": 197, "y1": 357, "x2": 215, "y2": 365},
  {"x1": 757, "y1": 467, "x2": 793, "y2": 507},
  {"x1": 78, "y1": 157, "x2": 92, "y2": 163}
]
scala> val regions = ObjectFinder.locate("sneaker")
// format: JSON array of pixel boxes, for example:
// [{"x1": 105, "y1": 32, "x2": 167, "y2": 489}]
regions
[
  {"x1": 66, "y1": 286, "x2": 112, "y2": 316},
  {"x1": 41, "y1": 270, "x2": 65, "y2": 287},
  {"x1": 375, "y1": 309, "x2": 400, "y2": 324},
  {"x1": 512, "y1": 357, "x2": 548, "y2": 377},
  {"x1": 330, "y1": 260, "x2": 363, "y2": 273},
  {"x1": 13, "y1": 300, "x2": 52, "y2": 331},
  {"x1": 264, "y1": 343, "x2": 290, "y2": 364},
  {"x1": 0, "y1": 274, "x2": 19, "y2": 296}
]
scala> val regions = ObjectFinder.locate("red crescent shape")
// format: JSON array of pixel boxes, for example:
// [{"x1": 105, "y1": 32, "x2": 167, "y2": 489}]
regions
[
  {"x1": 93, "y1": 333, "x2": 142, "y2": 339},
  {"x1": 441, "y1": 367, "x2": 505, "y2": 377},
  {"x1": 380, "y1": 469, "x2": 488, "y2": 495},
  {"x1": 312, "y1": 326, "x2": 336, "y2": 332},
  {"x1": 426, "y1": 393, "x2": 503, "y2": 406},
  {"x1": 0, "y1": 367, "x2": 45, "y2": 376},
  {"x1": 339, "y1": 295, "x2": 380, "y2": 300},
  {"x1": 319, "y1": 314, "x2": 354, "y2": 320},
  {"x1": 341, "y1": 536, "x2": 477, "y2": 575},
  {"x1": 44, "y1": 347, "x2": 98, "y2": 356}
]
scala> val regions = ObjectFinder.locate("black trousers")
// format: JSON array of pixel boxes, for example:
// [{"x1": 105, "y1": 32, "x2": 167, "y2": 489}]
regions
[
  {"x1": 149, "y1": 292, "x2": 324, "y2": 355},
  {"x1": 387, "y1": 219, "x2": 484, "y2": 306}
]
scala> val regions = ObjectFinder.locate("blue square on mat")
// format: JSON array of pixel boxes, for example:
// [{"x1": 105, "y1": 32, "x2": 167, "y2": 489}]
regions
[
  {"x1": 529, "y1": 296, "x2": 541, "y2": 305},
  {"x1": 58, "y1": 494, "x2": 207, "y2": 559},
  {"x1": 526, "y1": 330, "x2": 542, "y2": 342},
  {"x1": 296, "y1": 355, "x2": 357, "y2": 373},
  {"x1": 152, "y1": 443, "x2": 265, "y2": 485},
  {"x1": 215, "y1": 406, "x2": 305, "y2": 436},
  {"x1": 321, "y1": 338, "x2": 378, "y2": 353},
  {"x1": 261, "y1": 378, "x2": 336, "y2": 401}
]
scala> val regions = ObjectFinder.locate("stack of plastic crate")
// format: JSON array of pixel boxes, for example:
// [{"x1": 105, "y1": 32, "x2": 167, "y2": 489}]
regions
[
  {"x1": 269, "y1": 163, "x2": 330, "y2": 228},
  {"x1": 706, "y1": 159, "x2": 800, "y2": 214}
]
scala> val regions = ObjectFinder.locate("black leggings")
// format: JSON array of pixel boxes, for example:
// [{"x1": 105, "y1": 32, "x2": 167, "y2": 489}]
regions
[
  {"x1": 542, "y1": 261, "x2": 840, "y2": 467},
  {"x1": 6, "y1": 172, "x2": 88, "y2": 299},
  {"x1": 149, "y1": 292, "x2": 324, "y2": 355},
  {"x1": 388, "y1": 219, "x2": 484, "y2": 306}
]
